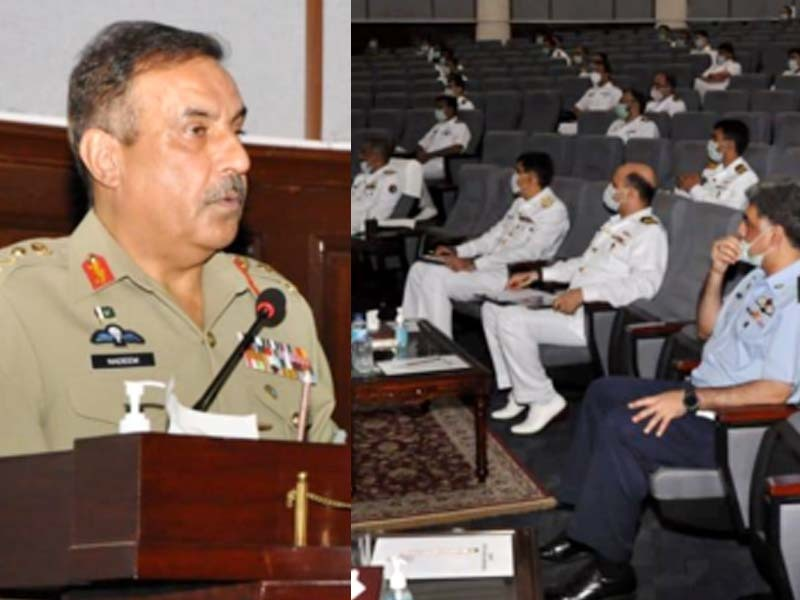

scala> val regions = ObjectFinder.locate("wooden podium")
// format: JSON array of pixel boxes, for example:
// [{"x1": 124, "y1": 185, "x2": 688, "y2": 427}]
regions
[{"x1": 0, "y1": 434, "x2": 351, "y2": 599}]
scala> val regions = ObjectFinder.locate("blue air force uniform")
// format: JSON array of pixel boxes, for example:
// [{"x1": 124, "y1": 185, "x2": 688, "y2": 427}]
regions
[{"x1": 558, "y1": 260, "x2": 800, "y2": 562}]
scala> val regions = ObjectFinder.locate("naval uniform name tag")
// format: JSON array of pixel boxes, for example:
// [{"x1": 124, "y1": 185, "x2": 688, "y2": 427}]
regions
[{"x1": 91, "y1": 353, "x2": 156, "y2": 369}]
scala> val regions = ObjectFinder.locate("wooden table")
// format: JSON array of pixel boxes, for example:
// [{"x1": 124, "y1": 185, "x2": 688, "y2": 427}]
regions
[{"x1": 352, "y1": 319, "x2": 492, "y2": 482}]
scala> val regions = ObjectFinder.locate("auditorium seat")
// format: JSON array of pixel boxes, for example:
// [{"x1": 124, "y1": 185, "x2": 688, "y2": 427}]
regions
[
  {"x1": 519, "y1": 90, "x2": 561, "y2": 133},
  {"x1": 398, "y1": 108, "x2": 436, "y2": 154},
  {"x1": 374, "y1": 91, "x2": 409, "y2": 109},
  {"x1": 744, "y1": 143, "x2": 770, "y2": 180},
  {"x1": 663, "y1": 63, "x2": 694, "y2": 87},
  {"x1": 374, "y1": 80, "x2": 408, "y2": 94},
  {"x1": 624, "y1": 138, "x2": 673, "y2": 184},
  {"x1": 675, "y1": 87, "x2": 701, "y2": 111},
  {"x1": 556, "y1": 75, "x2": 592, "y2": 109},
  {"x1": 644, "y1": 111, "x2": 670, "y2": 138},
  {"x1": 702, "y1": 90, "x2": 749, "y2": 113},
  {"x1": 352, "y1": 108, "x2": 367, "y2": 130},
  {"x1": 772, "y1": 112, "x2": 800, "y2": 148},
  {"x1": 687, "y1": 53, "x2": 712, "y2": 77},
  {"x1": 353, "y1": 92, "x2": 372, "y2": 111},
  {"x1": 410, "y1": 92, "x2": 438, "y2": 108},
  {"x1": 571, "y1": 135, "x2": 624, "y2": 181},
  {"x1": 671, "y1": 139, "x2": 711, "y2": 181},
  {"x1": 515, "y1": 75, "x2": 554, "y2": 91},
  {"x1": 728, "y1": 73, "x2": 771, "y2": 91},
  {"x1": 670, "y1": 111, "x2": 718, "y2": 140},
  {"x1": 750, "y1": 90, "x2": 800, "y2": 114},
  {"x1": 576, "y1": 110, "x2": 616, "y2": 135},
  {"x1": 483, "y1": 90, "x2": 522, "y2": 130},
  {"x1": 773, "y1": 75, "x2": 800, "y2": 94},
  {"x1": 525, "y1": 133, "x2": 575, "y2": 176},
  {"x1": 367, "y1": 108, "x2": 405, "y2": 147},
  {"x1": 457, "y1": 109, "x2": 486, "y2": 155},
  {"x1": 766, "y1": 146, "x2": 800, "y2": 179},
  {"x1": 481, "y1": 130, "x2": 525, "y2": 167}
]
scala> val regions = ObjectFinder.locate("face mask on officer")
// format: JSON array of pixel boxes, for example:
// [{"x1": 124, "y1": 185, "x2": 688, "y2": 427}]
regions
[
  {"x1": 602, "y1": 183, "x2": 621, "y2": 212},
  {"x1": 739, "y1": 226, "x2": 774, "y2": 268},
  {"x1": 789, "y1": 58, "x2": 799, "y2": 71},
  {"x1": 434, "y1": 107, "x2": 447, "y2": 122},
  {"x1": 707, "y1": 138, "x2": 724, "y2": 163},
  {"x1": 510, "y1": 172, "x2": 521, "y2": 195},
  {"x1": 614, "y1": 103, "x2": 630, "y2": 120},
  {"x1": 589, "y1": 71, "x2": 602, "y2": 86},
  {"x1": 573, "y1": 54, "x2": 583, "y2": 65},
  {"x1": 694, "y1": 36, "x2": 707, "y2": 49},
  {"x1": 359, "y1": 161, "x2": 371, "y2": 175},
  {"x1": 650, "y1": 86, "x2": 664, "y2": 102}
]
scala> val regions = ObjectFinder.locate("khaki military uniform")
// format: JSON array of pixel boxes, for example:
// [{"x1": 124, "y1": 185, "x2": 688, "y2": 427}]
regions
[{"x1": 0, "y1": 210, "x2": 337, "y2": 457}]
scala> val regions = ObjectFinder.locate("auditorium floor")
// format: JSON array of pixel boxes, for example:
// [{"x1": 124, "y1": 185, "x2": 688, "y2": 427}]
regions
[{"x1": 449, "y1": 317, "x2": 772, "y2": 600}]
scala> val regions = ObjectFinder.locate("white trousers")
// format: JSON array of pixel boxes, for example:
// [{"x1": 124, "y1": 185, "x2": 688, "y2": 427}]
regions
[
  {"x1": 402, "y1": 262, "x2": 508, "y2": 338},
  {"x1": 422, "y1": 157, "x2": 445, "y2": 181},
  {"x1": 481, "y1": 302, "x2": 587, "y2": 406},
  {"x1": 693, "y1": 77, "x2": 729, "y2": 100}
]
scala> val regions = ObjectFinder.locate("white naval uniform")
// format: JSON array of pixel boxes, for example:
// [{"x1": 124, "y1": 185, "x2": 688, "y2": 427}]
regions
[
  {"x1": 781, "y1": 68, "x2": 800, "y2": 76},
  {"x1": 558, "y1": 82, "x2": 623, "y2": 135},
  {"x1": 457, "y1": 95, "x2": 475, "y2": 111},
  {"x1": 350, "y1": 164, "x2": 402, "y2": 235},
  {"x1": 690, "y1": 45, "x2": 718, "y2": 65},
  {"x1": 645, "y1": 94, "x2": 687, "y2": 116},
  {"x1": 482, "y1": 207, "x2": 668, "y2": 406},
  {"x1": 675, "y1": 156, "x2": 759, "y2": 211},
  {"x1": 606, "y1": 115, "x2": 660, "y2": 143},
  {"x1": 402, "y1": 187, "x2": 569, "y2": 338},
  {"x1": 694, "y1": 59, "x2": 742, "y2": 98},
  {"x1": 550, "y1": 47, "x2": 572, "y2": 65},
  {"x1": 418, "y1": 117, "x2": 472, "y2": 181}
]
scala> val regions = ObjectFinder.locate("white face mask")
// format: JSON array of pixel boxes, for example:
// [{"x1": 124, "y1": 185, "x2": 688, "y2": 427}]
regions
[
  {"x1": 443, "y1": 87, "x2": 456, "y2": 97},
  {"x1": 650, "y1": 87, "x2": 664, "y2": 102},
  {"x1": 695, "y1": 38, "x2": 706, "y2": 49},
  {"x1": 434, "y1": 108, "x2": 447, "y2": 122},
  {"x1": 739, "y1": 227, "x2": 772, "y2": 268},
  {"x1": 789, "y1": 58, "x2": 799, "y2": 71},
  {"x1": 510, "y1": 173, "x2": 521, "y2": 195},
  {"x1": 589, "y1": 71, "x2": 602, "y2": 86},
  {"x1": 707, "y1": 139, "x2": 723, "y2": 163},
  {"x1": 359, "y1": 161, "x2": 371, "y2": 175},
  {"x1": 602, "y1": 183, "x2": 620, "y2": 212},
  {"x1": 717, "y1": 55, "x2": 727, "y2": 65},
  {"x1": 573, "y1": 55, "x2": 583, "y2": 65}
]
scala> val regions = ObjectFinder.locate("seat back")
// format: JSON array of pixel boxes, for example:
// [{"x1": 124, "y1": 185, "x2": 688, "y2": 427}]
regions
[
  {"x1": 675, "y1": 87, "x2": 701, "y2": 111},
  {"x1": 743, "y1": 143, "x2": 770, "y2": 180},
  {"x1": 670, "y1": 111, "x2": 719, "y2": 140},
  {"x1": 644, "y1": 111, "x2": 671, "y2": 138},
  {"x1": 727, "y1": 74, "x2": 770, "y2": 91},
  {"x1": 750, "y1": 90, "x2": 800, "y2": 114},
  {"x1": 442, "y1": 164, "x2": 499, "y2": 237},
  {"x1": 723, "y1": 111, "x2": 771, "y2": 144},
  {"x1": 671, "y1": 139, "x2": 710, "y2": 181},
  {"x1": 367, "y1": 108, "x2": 405, "y2": 147},
  {"x1": 702, "y1": 90, "x2": 749, "y2": 113},
  {"x1": 772, "y1": 112, "x2": 800, "y2": 149},
  {"x1": 400, "y1": 109, "x2": 436, "y2": 154},
  {"x1": 457, "y1": 110, "x2": 485, "y2": 155},
  {"x1": 481, "y1": 130, "x2": 525, "y2": 167},
  {"x1": 484, "y1": 91, "x2": 522, "y2": 130},
  {"x1": 526, "y1": 133, "x2": 574, "y2": 176},
  {"x1": 553, "y1": 179, "x2": 612, "y2": 259},
  {"x1": 624, "y1": 138, "x2": 673, "y2": 184},
  {"x1": 519, "y1": 90, "x2": 561, "y2": 132},
  {"x1": 571, "y1": 135, "x2": 624, "y2": 181},
  {"x1": 767, "y1": 146, "x2": 800, "y2": 179},
  {"x1": 576, "y1": 110, "x2": 616, "y2": 135}
]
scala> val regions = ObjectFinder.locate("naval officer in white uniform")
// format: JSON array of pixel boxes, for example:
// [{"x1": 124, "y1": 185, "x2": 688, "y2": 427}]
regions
[
  {"x1": 484, "y1": 164, "x2": 669, "y2": 435},
  {"x1": 351, "y1": 136, "x2": 402, "y2": 235},
  {"x1": 606, "y1": 89, "x2": 660, "y2": 143},
  {"x1": 402, "y1": 152, "x2": 569, "y2": 339},
  {"x1": 415, "y1": 95, "x2": 472, "y2": 182},
  {"x1": 675, "y1": 119, "x2": 759, "y2": 211}
]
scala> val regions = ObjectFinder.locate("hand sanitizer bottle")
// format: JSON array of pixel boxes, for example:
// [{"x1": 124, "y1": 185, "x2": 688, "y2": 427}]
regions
[
  {"x1": 382, "y1": 556, "x2": 414, "y2": 600},
  {"x1": 119, "y1": 380, "x2": 165, "y2": 433},
  {"x1": 394, "y1": 308, "x2": 409, "y2": 353}
]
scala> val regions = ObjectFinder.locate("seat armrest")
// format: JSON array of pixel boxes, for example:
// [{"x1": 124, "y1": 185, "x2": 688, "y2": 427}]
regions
[
  {"x1": 585, "y1": 301, "x2": 614, "y2": 313},
  {"x1": 716, "y1": 404, "x2": 798, "y2": 427},
  {"x1": 767, "y1": 474, "x2": 800, "y2": 499},
  {"x1": 626, "y1": 320, "x2": 695, "y2": 339}
]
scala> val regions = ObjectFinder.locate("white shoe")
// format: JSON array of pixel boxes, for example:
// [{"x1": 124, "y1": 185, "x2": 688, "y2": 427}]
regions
[
  {"x1": 510, "y1": 396, "x2": 567, "y2": 435},
  {"x1": 491, "y1": 394, "x2": 526, "y2": 421}
]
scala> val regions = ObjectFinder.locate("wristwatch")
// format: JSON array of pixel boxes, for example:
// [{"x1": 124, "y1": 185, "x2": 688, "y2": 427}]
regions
[{"x1": 683, "y1": 384, "x2": 700, "y2": 413}]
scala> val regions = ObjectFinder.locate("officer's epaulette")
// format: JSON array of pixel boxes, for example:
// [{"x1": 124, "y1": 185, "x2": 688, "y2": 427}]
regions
[
  {"x1": 233, "y1": 255, "x2": 298, "y2": 295},
  {"x1": 540, "y1": 195, "x2": 554, "y2": 208},
  {"x1": 0, "y1": 240, "x2": 57, "y2": 278},
  {"x1": 705, "y1": 160, "x2": 719, "y2": 170},
  {"x1": 735, "y1": 163, "x2": 748, "y2": 175},
  {"x1": 640, "y1": 216, "x2": 659, "y2": 225}
]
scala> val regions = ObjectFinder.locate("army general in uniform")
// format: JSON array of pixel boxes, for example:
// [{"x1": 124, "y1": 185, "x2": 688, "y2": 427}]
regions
[{"x1": 0, "y1": 21, "x2": 338, "y2": 457}]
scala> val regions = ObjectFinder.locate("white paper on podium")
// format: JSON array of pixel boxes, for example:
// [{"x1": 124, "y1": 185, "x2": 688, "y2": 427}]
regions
[
  {"x1": 370, "y1": 532, "x2": 515, "y2": 579},
  {"x1": 165, "y1": 379, "x2": 259, "y2": 440},
  {"x1": 350, "y1": 569, "x2": 366, "y2": 599}
]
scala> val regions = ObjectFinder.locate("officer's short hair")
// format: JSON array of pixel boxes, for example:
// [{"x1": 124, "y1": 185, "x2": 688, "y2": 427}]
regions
[
  {"x1": 436, "y1": 94, "x2": 458, "y2": 114},
  {"x1": 450, "y1": 74, "x2": 466, "y2": 90},
  {"x1": 714, "y1": 119, "x2": 750, "y2": 155},
  {"x1": 718, "y1": 42, "x2": 735, "y2": 58},
  {"x1": 625, "y1": 172, "x2": 656, "y2": 205},
  {"x1": 656, "y1": 71, "x2": 677, "y2": 90},
  {"x1": 362, "y1": 135, "x2": 392, "y2": 163},
  {"x1": 695, "y1": 29, "x2": 709, "y2": 39},
  {"x1": 68, "y1": 21, "x2": 224, "y2": 192},
  {"x1": 516, "y1": 152, "x2": 554, "y2": 188},
  {"x1": 747, "y1": 180, "x2": 800, "y2": 249},
  {"x1": 592, "y1": 52, "x2": 611, "y2": 73},
  {"x1": 789, "y1": 47, "x2": 800, "y2": 56},
  {"x1": 624, "y1": 88, "x2": 648, "y2": 113}
]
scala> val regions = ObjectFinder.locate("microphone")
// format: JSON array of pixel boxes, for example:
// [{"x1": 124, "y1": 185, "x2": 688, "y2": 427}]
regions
[{"x1": 193, "y1": 288, "x2": 286, "y2": 412}]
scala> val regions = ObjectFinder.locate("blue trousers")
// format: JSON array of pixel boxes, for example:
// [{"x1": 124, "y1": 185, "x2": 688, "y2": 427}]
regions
[{"x1": 559, "y1": 376, "x2": 717, "y2": 563}]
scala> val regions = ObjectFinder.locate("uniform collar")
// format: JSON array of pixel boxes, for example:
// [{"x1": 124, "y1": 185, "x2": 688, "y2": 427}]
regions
[
  {"x1": 68, "y1": 210, "x2": 248, "y2": 305},
  {"x1": 520, "y1": 186, "x2": 551, "y2": 204},
  {"x1": 609, "y1": 206, "x2": 653, "y2": 226},
  {"x1": 763, "y1": 258, "x2": 800, "y2": 295}
]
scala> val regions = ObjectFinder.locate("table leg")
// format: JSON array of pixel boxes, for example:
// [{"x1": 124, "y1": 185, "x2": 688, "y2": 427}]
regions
[{"x1": 474, "y1": 392, "x2": 488, "y2": 483}]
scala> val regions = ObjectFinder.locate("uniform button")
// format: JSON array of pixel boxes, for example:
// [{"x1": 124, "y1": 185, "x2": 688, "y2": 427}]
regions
[
  {"x1": 206, "y1": 331, "x2": 217, "y2": 348},
  {"x1": 10, "y1": 246, "x2": 26, "y2": 257},
  {"x1": 264, "y1": 384, "x2": 278, "y2": 399},
  {"x1": 258, "y1": 422, "x2": 273, "y2": 432},
  {"x1": 291, "y1": 412, "x2": 300, "y2": 428}
]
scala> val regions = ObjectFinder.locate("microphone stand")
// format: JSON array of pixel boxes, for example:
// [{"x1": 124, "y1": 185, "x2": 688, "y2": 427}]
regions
[{"x1": 193, "y1": 313, "x2": 267, "y2": 412}]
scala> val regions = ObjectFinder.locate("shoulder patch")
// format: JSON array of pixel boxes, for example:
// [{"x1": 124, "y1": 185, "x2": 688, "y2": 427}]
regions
[
  {"x1": 640, "y1": 216, "x2": 659, "y2": 225},
  {"x1": 735, "y1": 163, "x2": 748, "y2": 175},
  {"x1": 540, "y1": 196, "x2": 554, "y2": 208}
]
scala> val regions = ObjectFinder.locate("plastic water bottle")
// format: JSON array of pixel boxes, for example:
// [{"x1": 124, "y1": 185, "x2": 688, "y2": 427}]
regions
[
  {"x1": 351, "y1": 315, "x2": 374, "y2": 374},
  {"x1": 394, "y1": 308, "x2": 409, "y2": 353}
]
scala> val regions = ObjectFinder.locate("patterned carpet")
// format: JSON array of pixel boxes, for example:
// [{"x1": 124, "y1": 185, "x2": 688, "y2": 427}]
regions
[{"x1": 352, "y1": 400, "x2": 556, "y2": 532}]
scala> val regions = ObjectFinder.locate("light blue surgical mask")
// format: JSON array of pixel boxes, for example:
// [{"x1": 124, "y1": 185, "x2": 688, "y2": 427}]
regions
[
  {"x1": 614, "y1": 104, "x2": 630, "y2": 120},
  {"x1": 434, "y1": 108, "x2": 447, "y2": 122},
  {"x1": 739, "y1": 227, "x2": 773, "y2": 268},
  {"x1": 707, "y1": 139, "x2": 723, "y2": 163},
  {"x1": 602, "y1": 183, "x2": 620, "y2": 212}
]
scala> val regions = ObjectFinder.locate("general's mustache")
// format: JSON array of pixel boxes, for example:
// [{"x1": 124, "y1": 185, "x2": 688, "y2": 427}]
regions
[{"x1": 204, "y1": 175, "x2": 248, "y2": 204}]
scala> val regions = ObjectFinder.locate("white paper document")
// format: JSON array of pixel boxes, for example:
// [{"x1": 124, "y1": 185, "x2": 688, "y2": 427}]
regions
[
  {"x1": 165, "y1": 379, "x2": 259, "y2": 440},
  {"x1": 378, "y1": 218, "x2": 416, "y2": 229},
  {"x1": 351, "y1": 569, "x2": 366, "y2": 599},
  {"x1": 478, "y1": 288, "x2": 554, "y2": 309},
  {"x1": 371, "y1": 532, "x2": 515, "y2": 579},
  {"x1": 376, "y1": 354, "x2": 470, "y2": 376}
]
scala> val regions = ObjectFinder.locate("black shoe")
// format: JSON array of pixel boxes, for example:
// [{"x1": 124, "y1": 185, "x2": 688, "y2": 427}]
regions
[
  {"x1": 539, "y1": 534, "x2": 591, "y2": 563},
  {"x1": 545, "y1": 560, "x2": 636, "y2": 600}
]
